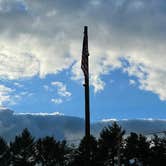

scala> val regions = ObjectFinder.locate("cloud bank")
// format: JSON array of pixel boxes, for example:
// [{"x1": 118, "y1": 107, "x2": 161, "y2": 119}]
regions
[{"x1": 0, "y1": 0, "x2": 166, "y2": 100}]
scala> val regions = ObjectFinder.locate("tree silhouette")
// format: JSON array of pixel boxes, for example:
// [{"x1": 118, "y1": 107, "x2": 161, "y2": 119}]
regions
[
  {"x1": 10, "y1": 128, "x2": 35, "y2": 166},
  {"x1": 124, "y1": 132, "x2": 139, "y2": 165},
  {"x1": 64, "y1": 144, "x2": 79, "y2": 166},
  {"x1": 137, "y1": 134, "x2": 150, "y2": 165},
  {"x1": 66, "y1": 135, "x2": 98, "y2": 166},
  {"x1": 35, "y1": 136, "x2": 67, "y2": 166},
  {"x1": 124, "y1": 132, "x2": 140, "y2": 165},
  {"x1": 149, "y1": 135, "x2": 166, "y2": 166},
  {"x1": 124, "y1": 132, "x2": 150, "y2": 165},
  {"x1": 0, "y1": 126, "x2": 165, "y2": 165},
  {"x1": 80, "y1": 135, "x2": 98, "y2": 165},
  {"x1": 98, "y1": 122, "x2": 125, "y2": 165},
  {"x1": 0, "y1": 137, "x2": 10, "y2": 166}
]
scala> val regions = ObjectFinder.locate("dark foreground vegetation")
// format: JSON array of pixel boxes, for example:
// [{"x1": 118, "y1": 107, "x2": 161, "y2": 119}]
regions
[{"x1": 0, "y1": 122, "x2": 165, "y2": 166}]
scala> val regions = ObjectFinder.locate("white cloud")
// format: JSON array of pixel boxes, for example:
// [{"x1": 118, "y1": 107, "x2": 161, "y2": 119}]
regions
[
  {"x1": 51, "y1": 81, "x2": 72, "y2": 104},
  {"x1": 46, "y1": 10, "x2": 57, "y2": 17},
  {"x1": 43, "y1": 85, "x2": 51, "y2": 91},
  {"x1": 0, "y1": 0, "x2": 165, "y2": 100},
  {"x1": 0, "y1": 83, "x2": 33, "y2": 106},
  {"x1": 101, "y1": 118, "x2": 166, "y2": 122},
  {"x1": 14, "y1": 112, "x2": 64, "y2": 116},
  {"x1": 91, "y1": 75, "x2": 105, "y2": 93},
  {"x1": 51, "y1": 98, "x2": 63, "y2": 104},
  {"x1": 101, "y1": 118, "x2": 117, "y2": 122},
  {"x1": 0, "y1": 85, "x2": 13, "y2": 106},
  {"x1": 51, "y1": 82, "x2": 72, "y2": 97},
  {"x1": 129, "y1": 79, "x2": 136, "y2": 86},
  {"x1": 13, "y1": 82, "x2": 23, "y2": 88}
]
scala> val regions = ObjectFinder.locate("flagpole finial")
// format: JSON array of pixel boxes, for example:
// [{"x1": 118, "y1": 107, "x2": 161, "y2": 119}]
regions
[{"x1": 84, "y1": 26, "x2": 88, "y2": 33}]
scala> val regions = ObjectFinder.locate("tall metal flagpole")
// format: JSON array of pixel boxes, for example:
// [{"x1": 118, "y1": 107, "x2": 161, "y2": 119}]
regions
[{"x1": 81, "y1": 26, "x2": 90, "y2": 166}]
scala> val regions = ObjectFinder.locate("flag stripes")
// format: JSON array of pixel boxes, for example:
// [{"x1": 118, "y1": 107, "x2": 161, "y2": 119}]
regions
[{"x1": 81, "y1": 26, "x2": 89, "y2": 77}]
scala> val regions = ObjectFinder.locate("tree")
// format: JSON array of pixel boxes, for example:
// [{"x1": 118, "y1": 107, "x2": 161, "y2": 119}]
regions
[
  {"x1": 149, "y1": 135, "x2": 166, "y2": 166},
  {"x1": 10, "y1": 128, "x2": 35, "y2": 166},
  {"x1": 0, "y1": 137, "x2": 10, "y2": 166},
  {"x1": 124, "y1": 132, "x2": 139, "y2": 165},
  {"x1": 124, "y1": 133, "x2": 150, "y2": 165},
  {"x1": 137, "y1": 134, "x2": 150, "y2": 165},
  {"x1": 35, "y1": 136, "x2": 67, "y2": 166},
  {"x1": 98, "y1": 122, "x2": 125, "y2": 166},
  {"x1": 69, "y1": 135, "x2": 98, "y2": 166}
]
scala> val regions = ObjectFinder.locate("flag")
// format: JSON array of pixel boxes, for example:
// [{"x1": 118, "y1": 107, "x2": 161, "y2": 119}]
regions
[{"x1": 81, "y1": 26, "x2": 89, "y2": 78}]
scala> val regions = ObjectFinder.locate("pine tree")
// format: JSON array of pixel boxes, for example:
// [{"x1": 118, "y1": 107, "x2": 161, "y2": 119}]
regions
[
  {"x1": 0, "y1": 137, "x2": 10, "y2": 166},
  {"x1": 35, "y1": 136, "x2": 67, "y2": 166},
  {"x1": 73, "y1": 135, "x2": 98, "y2": 166},
  {"x1": 10, "y1": 128, "x2": 35, "y2": 166},
  {"x1": 137, "y1": 134, "x2": 150, "y2": 165},
  {"x1": 124, "y1": 132, "x2": 139, "y2": 165},
  {"x1": 149, "y1": 135, "x2": 166, "y2": 166},
  {"x1": 124, "y1": 132, "x2": 150, "y2": 165},
  {"x1": 98, "y1": 122, "x2": 125, "y2": 166}
]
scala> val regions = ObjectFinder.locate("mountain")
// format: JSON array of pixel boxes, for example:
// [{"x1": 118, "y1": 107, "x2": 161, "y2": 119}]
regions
[
  {"x1": 0, "y1": 108, "x2": 166, "y2": 142},
  {"x1": 0, "y1": 108, "x2": 85, "y2": 142},
  {"x1": 92, "y1": 119, "x2": 166, "y2": 137}
]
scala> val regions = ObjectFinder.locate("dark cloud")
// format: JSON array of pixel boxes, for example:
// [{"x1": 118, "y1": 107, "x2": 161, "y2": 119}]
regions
[{"x1": 0, "y1": 0, "x2": 166, "y2": 99}]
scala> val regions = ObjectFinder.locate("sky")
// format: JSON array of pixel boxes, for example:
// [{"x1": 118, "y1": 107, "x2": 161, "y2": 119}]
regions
[{"x1": 0, "y1": 0, "x2": 166, "y2": 122}]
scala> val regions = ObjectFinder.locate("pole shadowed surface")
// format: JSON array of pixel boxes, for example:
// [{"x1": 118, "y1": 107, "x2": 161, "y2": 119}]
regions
[{"x1": 81, "y1": 26, "x2": 90, "y2": 166}]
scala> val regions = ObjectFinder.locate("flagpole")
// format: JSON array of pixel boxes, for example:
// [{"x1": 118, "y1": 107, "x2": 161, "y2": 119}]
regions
[
  {"x1": 84, "y1": 75, "x2": 90, "y2": 166},
  {"x1": 81, "y1": 26, "x2": 90, "y2": 166}
]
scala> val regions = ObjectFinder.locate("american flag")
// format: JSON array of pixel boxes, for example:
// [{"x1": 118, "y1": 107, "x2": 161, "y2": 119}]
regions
[{"x1": 81, "y1": 26, "x2": 89, "y2": 78}]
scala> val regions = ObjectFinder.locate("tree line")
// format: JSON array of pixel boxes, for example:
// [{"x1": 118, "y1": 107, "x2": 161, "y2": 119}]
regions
[{"x1": 0, "y1": 122, "x2": 165, "y2": 166}]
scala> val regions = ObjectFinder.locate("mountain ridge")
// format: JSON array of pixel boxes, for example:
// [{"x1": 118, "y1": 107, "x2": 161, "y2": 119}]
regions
[{"x1": 0, "y1": 108, "x2": 166, "y2": 142}]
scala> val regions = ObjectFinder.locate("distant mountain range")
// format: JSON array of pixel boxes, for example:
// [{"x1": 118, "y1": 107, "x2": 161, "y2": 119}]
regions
[{"x1": 0, "y1": 108, "x2": 166, "y2": 142}]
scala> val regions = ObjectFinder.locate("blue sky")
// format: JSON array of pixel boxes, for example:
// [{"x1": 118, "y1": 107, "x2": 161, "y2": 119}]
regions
[
  {"x1": 0, "y1": 0, "x2": 166, "y2": 122},
  {"x1": 1, "y1": 68, "x2": 166, "y2": 122}
]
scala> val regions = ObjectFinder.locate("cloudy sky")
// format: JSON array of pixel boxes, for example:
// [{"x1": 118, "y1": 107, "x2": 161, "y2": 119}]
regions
[{"x1": 0, "y1": 0, "x2": 166, "y2": 121}]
